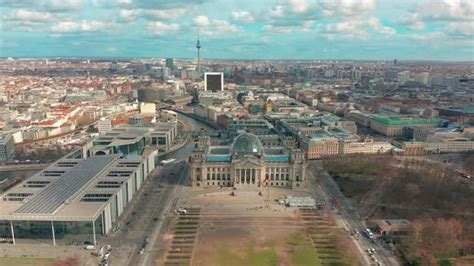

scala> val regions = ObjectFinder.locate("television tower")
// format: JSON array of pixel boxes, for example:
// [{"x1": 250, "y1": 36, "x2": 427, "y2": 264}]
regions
[{"x1": 196, "y1": 27, "x2": 201, "y2": 76}]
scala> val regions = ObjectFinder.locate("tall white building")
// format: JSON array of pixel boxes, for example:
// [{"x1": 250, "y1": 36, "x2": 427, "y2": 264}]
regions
[
  {"x1": 445, "y1": 76, "x2": 459, "y2": 90},
  {"x1": 351, "y1": 69, "x2": 362, "y2": 81},
  {"x1": 414, "y1": 72, "x2": 430, "y2": 86},
  {"x1": 140, "y1": 102, "x2": 156, "y2": 114},
  {"x1": 397, "y1": 71, "x2": 411, "y2": 84},
  {"x1": 430, "y1": 74, "x2": 445, "y2": 86},
  {"x1": 98, "y1": 118, "x2": 112, "y2": 134}
]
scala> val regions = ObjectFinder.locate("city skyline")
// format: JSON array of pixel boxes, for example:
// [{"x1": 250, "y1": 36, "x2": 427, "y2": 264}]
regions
[{"x1": 1, "y1": 0, "x2": 473, "y2": 61}]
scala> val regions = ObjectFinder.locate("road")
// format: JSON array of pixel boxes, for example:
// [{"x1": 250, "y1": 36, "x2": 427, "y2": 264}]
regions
[
  {"x1": 125, "y1": 161, "x2": 189, "y2": 266},
  {"x1": 308, "y1": 161, "x2": 400, "y2": 266},
  {"x1": 104, "y1": 160, "x2": 189, "y2": 266},
  {"x1": 102, "y1": 113, "x2": 214, "y2": 266},
  {"x1": 139, "y1": 162, "x2": 189, "y2": 266}
]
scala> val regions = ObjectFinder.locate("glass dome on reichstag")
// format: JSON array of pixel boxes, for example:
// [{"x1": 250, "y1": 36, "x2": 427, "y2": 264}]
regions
[{"x1": 232, "y1": 133, "x2": 263, "y2": 157}]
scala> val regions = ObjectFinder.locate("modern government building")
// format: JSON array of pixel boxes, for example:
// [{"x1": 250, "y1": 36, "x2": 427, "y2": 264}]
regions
[{"x1": 0, "y1": 127, "x2": 158, "y2": 245}]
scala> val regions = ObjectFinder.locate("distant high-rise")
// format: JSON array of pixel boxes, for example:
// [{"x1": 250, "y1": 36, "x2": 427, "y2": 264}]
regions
[
  {"x1": 196, "y1": 28, "x2": 201, "y2": 76},
  {"x1": 445, "y1": 76, "x2": 459, "y2": 91},
  {"x1": 98, "y1": 118, "x2": 112, "y2": 134},
  {"x1": 162, "y1": 67, "x2": 171, "y2": 78},
  {"x1": 394, "y1": 59, "x2": 397, "y2": 65},
  {"x1": 204, "y1": 72, "x2": 224, "y2": 92},
  {"x1": 165, "y1": 58, "x2": 174, "y2": 70},
  {"x1": 0, "y1": 133, "x2": 14, "y2": 163}
]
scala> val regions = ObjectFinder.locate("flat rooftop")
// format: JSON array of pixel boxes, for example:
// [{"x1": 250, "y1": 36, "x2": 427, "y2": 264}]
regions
[
  {"x1": 308, "y1": 132, "x2": 333, "y2": 140},
  {"x1": 0, "y1": 154, "x2": 149, "y2": 221},
  {"x1": 370, "y1": 115, "x2": 442, "y2": 126},
  {"x1": 14, "y1": 156, "x2": 116, "y2": 215}
]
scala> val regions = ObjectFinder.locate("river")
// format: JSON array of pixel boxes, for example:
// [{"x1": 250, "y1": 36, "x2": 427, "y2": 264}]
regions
[
  {"x1": 0, "y1": 113, "x2": 214, "y2": 182},
  {"x1": 156, "y1": 113, "x2": 215, "y2": 162}
]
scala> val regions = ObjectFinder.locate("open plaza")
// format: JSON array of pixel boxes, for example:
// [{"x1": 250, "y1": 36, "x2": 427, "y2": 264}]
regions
[{"x1": 155, "y1": 186, "x2": 361, "y2": 266}]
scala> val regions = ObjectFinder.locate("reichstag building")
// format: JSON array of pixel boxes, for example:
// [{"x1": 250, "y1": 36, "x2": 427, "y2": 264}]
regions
[{"x1": 190, "y1": 133, "x2": 307, "y2": 189}]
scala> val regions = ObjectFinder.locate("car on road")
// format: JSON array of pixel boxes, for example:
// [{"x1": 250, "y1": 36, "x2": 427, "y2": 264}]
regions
[
  {"x1": 139, "y1": 247, "x2": 145, "y2": 255},
  {"x1": 176, "y1": 208, "x2": 187, "y2": 214},
  {"x1": 364, "y1": 228, "x2": 374, "y2": 239}
]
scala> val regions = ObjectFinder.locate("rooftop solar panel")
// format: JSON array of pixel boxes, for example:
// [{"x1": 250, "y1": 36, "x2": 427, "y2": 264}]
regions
[{"x1": 14, "y1": 156, "x2": 116, "y2": 215}]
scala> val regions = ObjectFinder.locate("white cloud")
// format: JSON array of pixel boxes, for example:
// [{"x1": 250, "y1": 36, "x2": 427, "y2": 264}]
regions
[
  {"x1": 196, "y1": 19, "x2": 242, "y2": 37},
  {"x1": 320, "y1": 0, "x2": 377, "y2": 17},
  {"x1": 399, "y1": 13, "x2": 425, "y2": 30},
  {"x1": 405, "y1": 32, "x2": 445, "y2": 41},
  {"x1": 51, "y1": 20, "x2": 108, "y2": 33},
  {"x1": 119, "y1": 9, "x2": 138, "y2": 22},
  {"x1": 419, "y1": 0, "x2": 474, "y2": 21},
  {"x1": 146, "y1": 21, "x2": 180, "y2": 35},
  {"x1": 262, "y1": 19, "x2": 316, "y2": 34},
  {"x1": 231, "y1": 11, "x2": 255, "y2": 23},
  {"x1": 4, "y1": 9, "x2": 54, "y2": 22},
  {"x1": 119, "y1": 8, "x2": 186, "y2": 22},
  {"x1": 214, "y1": 19, "x2": 240, "y2": 33},
  {"x1": 403, "y1": 1, "x2": 473, "y2": 38},
  {"x1": 320, "y1": 19, "x2": 369, "y2": 40},
  {"x1": 146, "y1": 8, "x2": 186, "y2": 20},
  {"x1": 368, "y1": 17, "x2": 396, "y2": 35},
  {"x1": 269, "y1": 5, "x2": 284, "y2": 18},
  {"x1": 193, "y1": 15, "x2": 210, "y2": 27},
  {"x1": 3, "y1": 20, "x2": 46, "y2": 32},
  {"x1": 47, "y1": 0, "x2": 83, "y2": 11},
  {"x1": 320, "y1": 17, "x2": 396, "y2": 39},
  {"x1": 302, "y1": 19, "x2": 315, "y2": 32},
  {"x1": 116, "y1": 0, "x2": 133, "y2": 4},
  {"x1": 408, "y1": 21, "x2": 426, "y2": 30},
  {"x1": 260, "y1": 36, "x2": 271, "y2": 44},
  {"x1": 289, "y1": 0, "x2": 310, "y2": 14},
  {"x1": 446, "y1": 22, "x2": 474, "y2": 37},
  {"x1": 262, "y1": 24, "x2": 294, "y2": 34},
  {"x1": 324, "y1": 20, "x2": 363, "y2": 33},
  {"x1": 51, "y1": 21, "x2": 80, "y2": 32}
]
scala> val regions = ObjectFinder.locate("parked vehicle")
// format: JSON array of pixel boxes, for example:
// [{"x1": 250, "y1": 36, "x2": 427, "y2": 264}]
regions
[{"x1": 176, "y1": 208, "x2": 187, "y2": 214}]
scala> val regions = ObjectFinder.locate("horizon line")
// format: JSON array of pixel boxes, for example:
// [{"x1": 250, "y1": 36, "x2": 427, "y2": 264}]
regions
[{"x1": 1, "y1": 56, "x2": 473, "y2": 64}]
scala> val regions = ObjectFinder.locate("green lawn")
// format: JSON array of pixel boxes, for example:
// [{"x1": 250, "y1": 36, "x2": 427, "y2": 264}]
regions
[
  {"x1": 287, "y1": 232, "x2": 322, "y2": 266},
  {"x1": 211, "y1": 232, "x2": 323, "y2": 266},
  {"x1": 216, "y1": 245, "x2": 278, "y2": 266}
]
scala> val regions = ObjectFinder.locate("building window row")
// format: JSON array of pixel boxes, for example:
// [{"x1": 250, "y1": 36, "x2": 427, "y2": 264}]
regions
[
  {"x1": 207, "y1": 167, "x2": 231, "y2": 172},
  {"x1": 266, "y1": 167, "x2": 290, "y2": 173},
  {"x1": 206, "y1": 173, "x2": 232, "y2": 180}
]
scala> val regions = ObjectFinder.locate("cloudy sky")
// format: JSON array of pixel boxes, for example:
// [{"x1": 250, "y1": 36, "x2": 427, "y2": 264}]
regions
[{"x1": 1, "y1": 0, "x2": 473, "y2": 60}]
